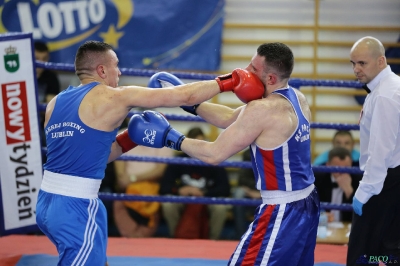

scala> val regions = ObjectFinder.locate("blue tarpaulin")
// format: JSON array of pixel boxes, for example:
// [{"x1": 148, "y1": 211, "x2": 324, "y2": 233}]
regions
[{"x1": 0, "y1": 0, "x2": 224, "y2": 71}]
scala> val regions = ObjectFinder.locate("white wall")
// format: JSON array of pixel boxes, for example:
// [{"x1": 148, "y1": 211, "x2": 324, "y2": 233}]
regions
[{"x1": 222, "y1": 0, "x2": 400, "y2": 74}]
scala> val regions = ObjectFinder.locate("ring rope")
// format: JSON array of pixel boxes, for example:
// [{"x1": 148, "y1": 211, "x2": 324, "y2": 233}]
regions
[
  {"x1": 119, "y1": 155, "x2": 364, "y2": 175},
  {"x1": 98, "y1": 193, "x2": 353, "y2": 212},
  {"x1": 36, "y1": 61, "x2": 364, "y2": 88}
]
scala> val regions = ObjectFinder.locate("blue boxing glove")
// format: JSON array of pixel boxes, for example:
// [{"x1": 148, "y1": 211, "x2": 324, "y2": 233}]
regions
[
  {"x1": 128, "y1": 110, "x2": 185, "y2": 151},
  {"x1": 352, "y1": 197, "x2": 363, "y2": 216},
  {"x1": 148, "y1": 71, "x2": 184, "y2": 88},
  {"x1": 147, "y1": 72, "x2": 199, "y2": 116}
]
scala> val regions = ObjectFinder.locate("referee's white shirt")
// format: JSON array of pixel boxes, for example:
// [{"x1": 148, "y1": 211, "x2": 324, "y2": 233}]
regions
[{"x1": 356, "y1": 66, "x2": 400, "y2": 204}]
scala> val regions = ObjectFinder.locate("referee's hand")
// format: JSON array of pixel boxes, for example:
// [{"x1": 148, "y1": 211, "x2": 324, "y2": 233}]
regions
[{"x1": 352, "y1": 197, "x2": 363, "y2": 216}]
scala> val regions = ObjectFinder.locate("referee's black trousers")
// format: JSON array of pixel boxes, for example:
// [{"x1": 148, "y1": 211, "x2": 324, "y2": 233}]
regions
[{"x1": 347, "y1": 166, "x2": 400, "y2": 265}]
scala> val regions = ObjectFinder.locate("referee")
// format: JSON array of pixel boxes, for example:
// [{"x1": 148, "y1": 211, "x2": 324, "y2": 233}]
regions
[{"x1": 347, "y1": 36, "x2": 400, "y2": 265}]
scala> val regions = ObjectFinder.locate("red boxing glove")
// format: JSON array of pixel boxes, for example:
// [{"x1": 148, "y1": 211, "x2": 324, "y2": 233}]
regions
[
  {"x1": 215, "y1": 68, "x2": 265, "y2": 103},
  {"x1": 116, "y1": 129, "x2": 138, "y2": 153}
]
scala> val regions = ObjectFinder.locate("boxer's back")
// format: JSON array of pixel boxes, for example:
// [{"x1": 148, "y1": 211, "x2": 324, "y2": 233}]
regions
[{"x1": 44, "y1": 82, "x2": 118, "y2": 179}]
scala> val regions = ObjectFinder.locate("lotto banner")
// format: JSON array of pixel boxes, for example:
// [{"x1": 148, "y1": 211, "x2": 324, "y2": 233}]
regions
[
  {"x1": 0, "y1": 0, "x2": 224, "y2": 71},
  {"x1": 0, "y1": 32, "x2": 42, "y2": 235}
]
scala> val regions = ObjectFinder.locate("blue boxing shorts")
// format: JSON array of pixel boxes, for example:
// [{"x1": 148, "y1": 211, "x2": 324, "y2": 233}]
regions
[
  {"x1": 228, "y1": 185, "x2": 320, "y2": 266},
  {"x1": 36, "y1": 171, "x2": 107, "y2": 266}
]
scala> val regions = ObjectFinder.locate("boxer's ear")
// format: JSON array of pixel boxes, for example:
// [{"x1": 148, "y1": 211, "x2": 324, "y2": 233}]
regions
[
  {"x1": 97, "y1": 65, "x2": 106, "y2": 78},
  {"x1": 266, "y1": 73, "x2": 277, "y2": 85}
]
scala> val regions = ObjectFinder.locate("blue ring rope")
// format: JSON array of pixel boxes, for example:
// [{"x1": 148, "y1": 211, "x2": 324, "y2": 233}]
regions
[
  {"x1": 98, "y1": 193, "x2": 353, "y2": 212},
  {"x1": 36, "y1": 61, "x2": 364, "y2": 88}
]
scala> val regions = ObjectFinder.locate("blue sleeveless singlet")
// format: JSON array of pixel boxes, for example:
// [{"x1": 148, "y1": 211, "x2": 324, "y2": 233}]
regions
[
  {"x1": 43, "y1": 82, "x2": 118, "y2": 179},
  {"x1": 250, "y1": 87, "x2": 314, "y2": 191}
]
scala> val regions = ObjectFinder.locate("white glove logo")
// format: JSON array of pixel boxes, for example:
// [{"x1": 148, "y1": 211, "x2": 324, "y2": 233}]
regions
[
  {"x1": 159, "y1": 80, "x2": 174, "y2": 88},
  {"x1": 143, "y1": 129, "x2": 156, "y2": 145}
]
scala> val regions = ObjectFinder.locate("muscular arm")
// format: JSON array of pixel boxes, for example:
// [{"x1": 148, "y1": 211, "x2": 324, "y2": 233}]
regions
[
  {"x1": 118, "y1": 80, "x2": 220, "y2": 109},
  {"x1": 196, "y1": 102, "x2": 244, "y2": 129},
  {"x1": 108, "y1": 141, "x2": 123, "y2": 163},
  {"x1": 84, "y1": 80, "x2": 220, "y2": 132},
  {"x1": 113, "y1": 160, "x2": 127, "y2": 192},
  {"x1": 181, "y1": 102, "x2": 265, "y2": 165}
]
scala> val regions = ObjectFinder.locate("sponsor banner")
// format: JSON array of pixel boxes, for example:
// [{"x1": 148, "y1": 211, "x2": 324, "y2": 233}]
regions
[
  {"x1": 0, "y1": 32, "x2": 42, "y2": 235},
  {"x1": 0, "y1": 0, "x2": 224, "y2": 71}
]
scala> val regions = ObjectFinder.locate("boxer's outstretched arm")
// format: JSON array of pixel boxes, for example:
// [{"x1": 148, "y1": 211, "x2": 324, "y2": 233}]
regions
[
  {"x1": 117, "y1": 80, "x2": 220, "y2": 109},
  {"x1": 196, "y1": 102, "x2": 244, "y2": 129},
  {"x1": 181, "y1": 102, "x2": 265, "y2": 165},
  {"x1": 114, "y1": 68, "x2": 263, "y2": 110},
  {"x1": 146, "y1": 71, "x2": 262, "y2": 122}
]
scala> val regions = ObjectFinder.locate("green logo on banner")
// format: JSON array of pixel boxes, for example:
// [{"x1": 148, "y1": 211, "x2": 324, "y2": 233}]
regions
[{"x1": 4, "y1": 46, "x2": 19, "y2": 73}]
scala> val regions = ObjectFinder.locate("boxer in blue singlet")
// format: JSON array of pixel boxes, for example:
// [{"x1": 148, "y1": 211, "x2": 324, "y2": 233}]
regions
[
  {"x1": 128, "y1": 42, "x2": 320, "y2": 266},
  {"x1": 35, "y1": 40, "x2": 263, "y2": 265},
  {"x1": 36, "y1": 82, "x2": 115, "y2": 265}
]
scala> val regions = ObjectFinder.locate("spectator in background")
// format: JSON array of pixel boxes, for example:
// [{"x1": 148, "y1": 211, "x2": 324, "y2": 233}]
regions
[
  {"x1": 159, "y1": 127, "x2": 231, "y2": 240},
  {"x1": 313, "y1": 130, "x2": 360, "y2": 167},
  {"x1": 232, "y1": 148, "x2": 260, "y2": 239},
  {"x1": 34, "y1": 41, "x2": 60, "y2": 104},
  {"x1": 112, "y1": 123, "x2": 173, "y2": 238},
  {"x1": 314, "y1": 147, "x2": 362, "y2": 222},
  {"x1": 34, "y1": 41, "x2": 61, "y2": 163}
]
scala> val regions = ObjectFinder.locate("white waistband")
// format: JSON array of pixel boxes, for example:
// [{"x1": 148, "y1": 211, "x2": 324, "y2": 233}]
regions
[
  {"x1": 41, "y1": 170, "x2": 101, "y2": 199},
  {"x1": 260, "y1": 184, "x2": 315, "y2": 205}
]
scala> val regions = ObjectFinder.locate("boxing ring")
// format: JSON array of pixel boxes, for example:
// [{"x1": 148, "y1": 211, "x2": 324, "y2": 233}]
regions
[{"x1": 0, "y1": 38, "x2": 364, "y2": 266}]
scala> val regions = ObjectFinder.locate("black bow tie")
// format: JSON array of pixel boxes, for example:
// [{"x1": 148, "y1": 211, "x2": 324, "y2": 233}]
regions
[
  {"x1": 331, "y1": 182, "x2": 338, "y2": 188},
  {"x1": 362, "y1": 84, "x2": 371, "y2": 94}
]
